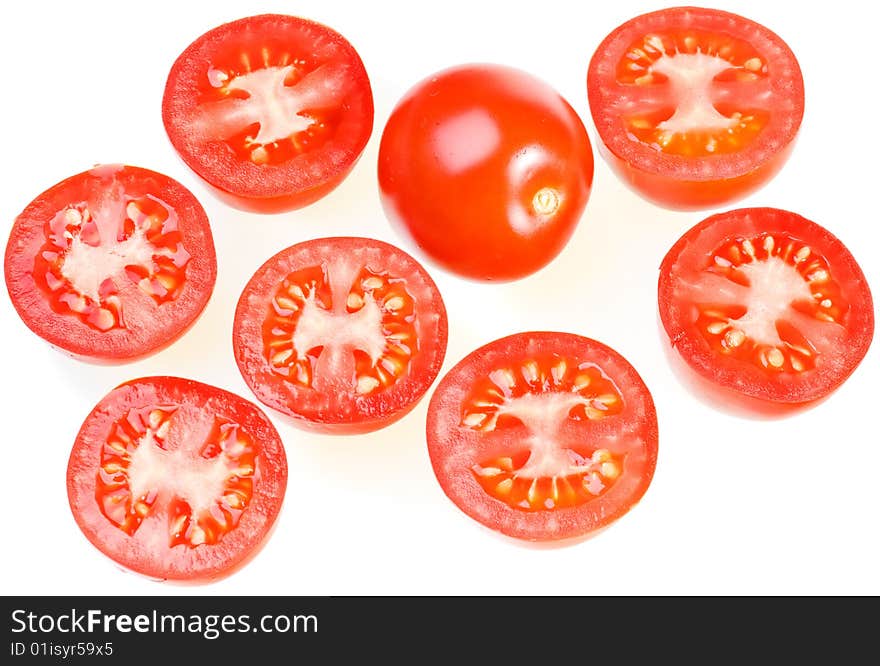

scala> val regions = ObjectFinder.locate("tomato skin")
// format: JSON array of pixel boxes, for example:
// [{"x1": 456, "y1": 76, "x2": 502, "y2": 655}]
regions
[
  {"x1": 162, "y1": 14, "x2": 374, "y2": 213},
  {"x1": 233, "y1": 237, "x2": 448, "y2": 434},
  {"x1": 658, "y1": 208, "x2": 874, "y2": 404},
  {"x1": 598, "y1": 137, "x2": 797, "y2": 211},
  {"x1": 427, "y1": 332, "x2": 658, "y2": 542},
  {"x1": 201, "y1": 168, "x2": 359, "y2": 215},
  {"x1": 378, "y1": 63, "x2": 594, "y2": 281},
  {"x1": 67, "y1": 376, "x2": 287, "y2": 582},
  {"x1": 587, "y1": 7, "x2": 804, "y2": 210},
  {"x1": 4, "y1": 164, "x2": 217, "y2": 363},
  {"x1": 657, "y1": 318, "x2": 823, "y2": 418}
]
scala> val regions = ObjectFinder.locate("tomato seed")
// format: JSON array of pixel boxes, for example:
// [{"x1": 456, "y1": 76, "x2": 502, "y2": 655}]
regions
[
  {"x1": 795, "y1": 246, "x2": 811, "y2": 262},
  {"x1": 725, "y1": 329, "x2": 746, "y2": 347},
  {"x1": 592, "y1": 449, "x2": 611, "y2": 463},
  {"x1": 271, "y1": 349, "x2": 294, "y2": 365},
  {"x1": 767, "y1": 348, "x2": 785, "y2": 368},
  {"x1": 573, "y1": 374, "x2": 591, "y2": 390},
  {"x1": 356, "y1": 376, "x2": 380, "y2": 394},
  {"x1": 384, "y1": 296, "x2": 405, "y2": 311},
  {"x1": 463, "y1": 412, "x2": 487, "y2": 427},
  {"x1": 275, "y1": 296, "x2": 297, "y2": 311},
  {"x1": 601, "y1": 462, "x2": 621, "y2": 479},
  {"x1": 362, "y1": 276, "x2": 383, "y2": 290}
]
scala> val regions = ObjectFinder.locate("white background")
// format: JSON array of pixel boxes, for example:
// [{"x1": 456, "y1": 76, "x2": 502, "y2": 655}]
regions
[{"x1": 1, "y1": 0, "x2": 877, "y2": 596}]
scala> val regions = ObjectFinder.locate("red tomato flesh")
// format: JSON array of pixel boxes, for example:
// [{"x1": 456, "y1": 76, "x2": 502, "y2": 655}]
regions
[
  {"x1": 233, "y1": 237, "x2": 448, "y2": 433},
  {"x1": 659, "y1": 208, "x2": 874, "y2": 403},
  {"x1": 378, "y1": 64, "x2": 594, "y2": 281},
  {"x1": 588, "y1": 7, "x2": 804, "y2": 210},
  {"x1": 162, "y1": 14, "x2": 374, "y2": 213},
  {"x1": 4, "y1": 164, "x2": 216, "y2": 362},
  {"x1": 67, "y1": 377, "x2": 287, "y2": 582},
  {"x1": 427, "y1": 332, "x2": 658, "y2": 542}
]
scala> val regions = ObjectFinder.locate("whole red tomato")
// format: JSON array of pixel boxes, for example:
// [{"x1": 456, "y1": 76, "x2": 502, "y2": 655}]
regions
[{"x1": 378, "y1": 64, "x2": 594, "y2": 282}]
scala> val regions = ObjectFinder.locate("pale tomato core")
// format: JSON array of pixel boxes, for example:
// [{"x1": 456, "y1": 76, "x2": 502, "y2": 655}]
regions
[
  {"x1": 96, "y1": 404, "x2": 256, "y2": 549},
  {"x1": 463, "y1": 355, "x2": 627, "y2": 512},
  {"x1": 262, "y1": 255, "x2": 418, "y2": 395},
  {"x1": 33, "y1": 168, "x2": 191, "y2": 332},
  {"x1": 193, "y1": 53, "x2": 351, "y2": 165},
  {"x1": 678, "y1": 232, "x2": 847, "y2": 375},
  {"x1": 617, "y1": 29, "x2": 769, "y2": 157}
]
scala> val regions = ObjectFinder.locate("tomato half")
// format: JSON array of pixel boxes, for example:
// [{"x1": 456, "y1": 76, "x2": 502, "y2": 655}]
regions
[
  {"x1": 587, "y1": 7, "x2": 804, "y2": 210},
  {"x1": 67, "y1": 377, "x2": 287, "y2": 582},
  {"x1": 162, "y1": 14, "x2": 374, "y2": 213},
  {"x1": 4, "y1": 164, "x2": 216, "y2": 362},
  {"x1": 427, "y1": 332, "x2": 658, "y2": 542},
  {"x1": 378, "y1": 64, "x2": 594, "y2": 282},
  {"x1": 233, "y1": 237, "x2": 448, "y2": 433},
  {"x1": 658, "y1": 208, "x2": 874, "y2": 404}
]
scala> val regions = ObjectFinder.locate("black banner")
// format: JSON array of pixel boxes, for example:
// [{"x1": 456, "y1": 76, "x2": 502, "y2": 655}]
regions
[
  {"x1": 0, "y1": 595, "x2": 869, "y2": 660},
  {"x1": 4, "y1": 597, "x2": 341, "y2": 660}
]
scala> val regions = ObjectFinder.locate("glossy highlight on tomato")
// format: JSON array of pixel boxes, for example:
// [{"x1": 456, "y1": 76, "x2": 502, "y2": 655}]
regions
[
  {"x1": 588, "y1": 7, "x2": 804, "y2": 210},
  {"x1": 659, "y1": 208, "x2": 874, "y2": 404},
  {"x1": 162, "y1": 14, "x2": 374, "y2": 213},
  {"x1": 4, "y1": 164, "x2": 216, "y2": 362},
  {"x1": 378, "y1": 64, "x2": 594, "y2": 281},
  {"x1": 233, "y1": 237, "x2": 448, "y2": 433},
  {"x1": 427, "y1": 332, "x2": 658, "y2": 542},
  {"x1": 67, "y1": 377, "x2": 287, "y2": 582}
]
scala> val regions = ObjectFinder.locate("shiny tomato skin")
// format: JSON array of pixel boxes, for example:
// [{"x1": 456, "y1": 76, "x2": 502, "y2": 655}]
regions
[
  {"x1": 588, "y1": 7, "x2": 804, "y2": 210},
  {"x1": 378, "y1": 64, "x2": 594, "y2": 282},
  {"x1": 4, "y1": 164, "x2": 216, "y2": 363},
  {"x1": 67, "y1": 376, "x2": 287, "y2": 582},
  {"x1": 427, "y1": 332, "x2": 658, "y2": 542},
  {"x1": 162, "y1": 14, "x2": 374, "y2": 213},
  {"x1": 598, "y1": 138, "x2": 797, "y2": 211},
  {"x1": 233, "y1": 237, "x2": 448, "y2": 434},
  {"x1": 658, "y1": 208, "x2": 874, "y2": 404},
  {"x1": 202, "y1": 168, "x2": 356, "y2": 215}
]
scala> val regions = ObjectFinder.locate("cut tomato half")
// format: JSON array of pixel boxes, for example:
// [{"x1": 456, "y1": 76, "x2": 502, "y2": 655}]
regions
[
  {"x1": 233, "y1": 237, "x2": 448, "y2": 433},
  {"x1": 67, "y1": 377, "x2": 287, "y2": 582},
  {"x1": 162, "y1": 14, "x2": 374, "y2": 213},
  {"x1": 4, "y1": 164, "x2": 216, "y2": 362},
  {"x1": 427, "y1": 332, "x2": 658, "y2": 542},
  {"x1": 659, "y1": 207, "x2": 874, "y2": 404},
  {"x1": 587, "y1": 7, "x2": 804, "y2": 209}
]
